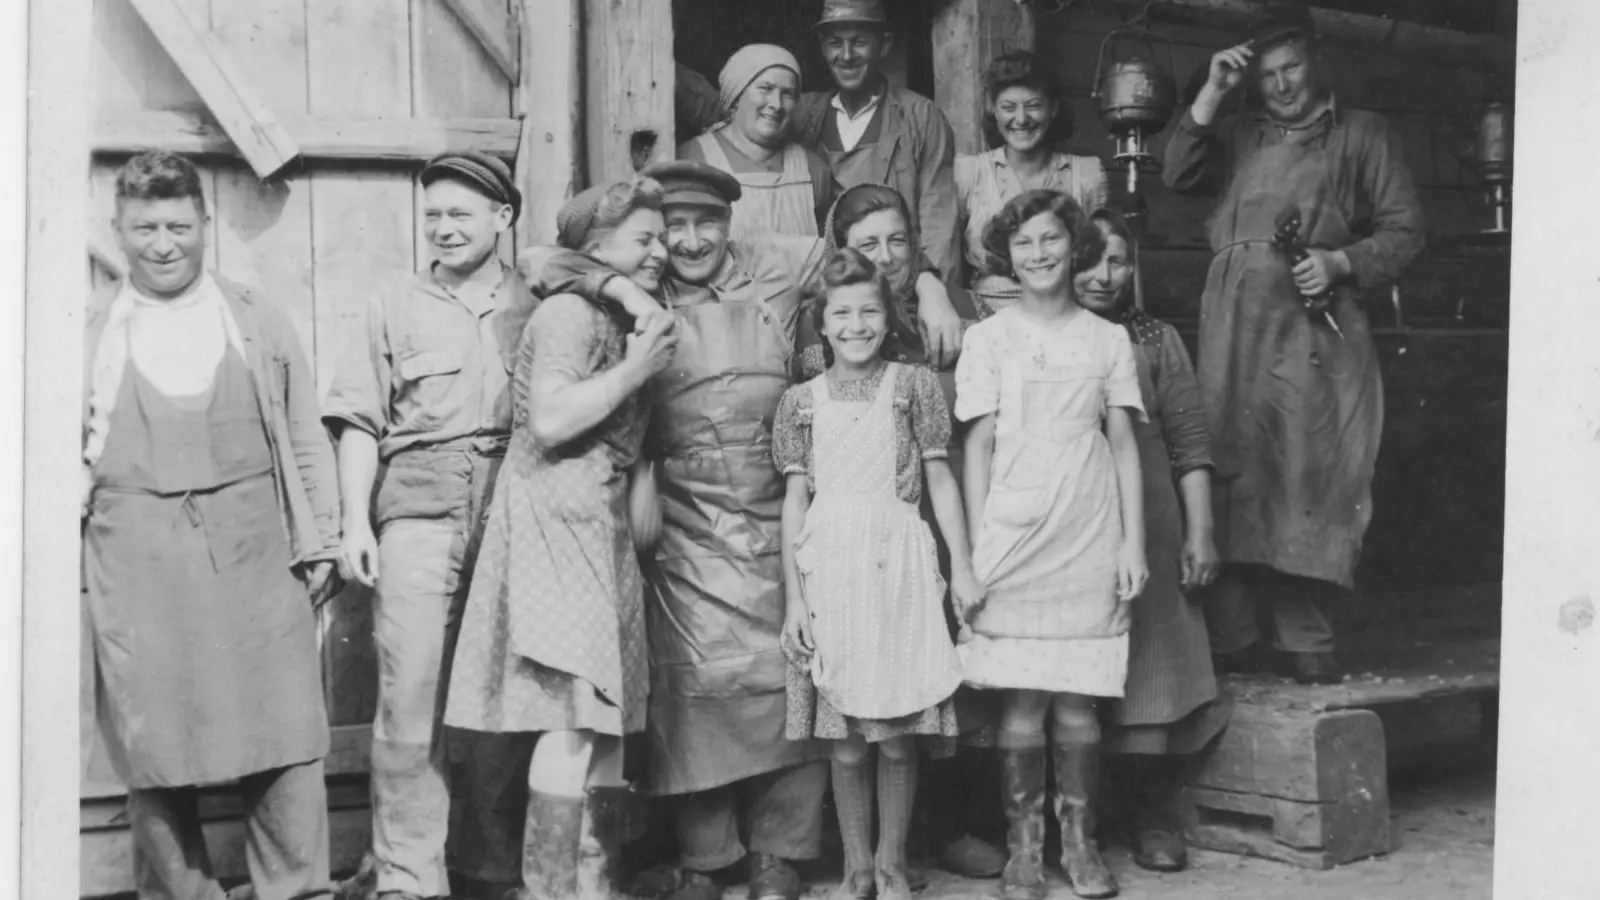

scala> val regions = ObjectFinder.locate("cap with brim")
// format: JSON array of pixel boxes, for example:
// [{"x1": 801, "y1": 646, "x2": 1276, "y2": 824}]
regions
[
  {"x1": 642, "y1": 160, "x2": 743, "y2": 210},
  {"x1": 421, "y1": 151, "x2": 522, "y2": 224},
  {"x1": 1247, "y1": 2, "x2": 1316, "y2": 47},
  {"x1": 815, "y1": 0, "x2": 887, "y2": 30}
]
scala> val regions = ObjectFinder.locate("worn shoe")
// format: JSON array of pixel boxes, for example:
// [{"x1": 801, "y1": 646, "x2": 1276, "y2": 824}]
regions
[
  {"x1": 830, "y1": 869, "x2": 875, "y2": 900},
  {"x1": 1051, "y1": 743, "x2": 1117, "y2": 899},
  {"x1": 1212, "y1": 643, "x2": 1278, "y2": 676},
  {"x1": 1290, "y1": 651, "x2": 1344, "y2": 685},
  {"x1": 1129, "y1": 758, "x2": 1188, "y2": 873},
  {"x1": 998, "y1": 746, "x2": 1049, "y2": 900},
  {"x1": 748, "y1": 853, "x2": 803, "y2": 900},
  {"x1": 665, "y1": 869, "x2": 729, "y2": 900},
  {"x1": 938, "y1": 833, "x2": 1007, "y2": 879},
  {"x1": 875, "y1": 865, "x2": 914, "y2": 900}
]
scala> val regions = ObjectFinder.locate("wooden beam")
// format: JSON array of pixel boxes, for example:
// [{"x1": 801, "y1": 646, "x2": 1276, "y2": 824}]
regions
[
  {"x1": 583, "y1": 0, "x2": 675, "y2": 182},
  {"x1": 437, "y1": 0, "x2": 519, "y2": 84},
  {"x1": 93, "y1": 112, "x2": 522, "y2": 161},
  {"x1": 125, "y1": 0, "x2": 301, "y2": 178},
  {"x1": 515, "y1": 0, "x2": 582, "y2": 249},
  {"x1": 932, "y1": 0, "x2": 1036, "y2": 157},
  {"x1": 1149, "y1": 0, "x2": 1510, "y2": 66}
]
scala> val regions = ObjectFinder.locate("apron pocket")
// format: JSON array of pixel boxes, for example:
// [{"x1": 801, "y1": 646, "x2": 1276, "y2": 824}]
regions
[{"x1": 983, "y1": 486, "x2": 1050, "y2": 530}]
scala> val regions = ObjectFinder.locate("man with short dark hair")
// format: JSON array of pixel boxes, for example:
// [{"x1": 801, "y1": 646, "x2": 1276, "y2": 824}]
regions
[
  {"x1": 1163, "y1": 1, "x2": 1425, "y2": 684},
  {"x1": 82, "y1": 149, "x2": 341, "y2": 899}
]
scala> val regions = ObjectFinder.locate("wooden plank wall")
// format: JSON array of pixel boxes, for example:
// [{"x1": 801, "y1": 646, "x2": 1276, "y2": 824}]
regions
[
  {"x1": 84, "y1": 0, "x2": 520, "y2": 798},
  {"x1": 1033, "y1": 5, "x2": 1513, "y2": 329},
  {"x1": 1024, "y1": 6, "x2": 1512, "y2": 595}
]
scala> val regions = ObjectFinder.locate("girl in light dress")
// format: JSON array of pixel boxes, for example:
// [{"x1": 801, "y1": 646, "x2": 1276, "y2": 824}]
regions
[
  {"x1": 774, "y1": 248, "x2": 984, "y2": 900},
  {"x1": 955, "y1": 190, "x2": 1148, "y2": 900}
]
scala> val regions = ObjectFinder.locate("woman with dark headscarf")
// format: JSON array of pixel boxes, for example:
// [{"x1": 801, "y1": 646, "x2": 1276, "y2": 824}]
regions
[
  {"x1": 955, "y1": 52, "x2": 1108, "y2": 316},
  {"x1": 1074, "y1": 208, "x2": 1231, "y2": 873},
  {"x1": 444, "y1": 177, "x2": 677, "y2": 900}
]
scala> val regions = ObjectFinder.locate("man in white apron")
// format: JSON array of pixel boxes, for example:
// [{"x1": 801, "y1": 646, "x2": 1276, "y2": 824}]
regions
[
  {"x1": 1162, "y1": 1, "x2": 1424, "y2": 684},
  {"x1": 82, "y1": 150, "x2": 342, "y2": 900}
]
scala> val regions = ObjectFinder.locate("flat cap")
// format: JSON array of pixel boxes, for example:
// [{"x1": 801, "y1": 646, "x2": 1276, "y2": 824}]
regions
[
  {"x1": 816, "y1": 0, "x2": 887, "y2": 30},
  {"x1": 421, "y1": 151, "x2": 522, "y2": 224},
  {"x1": 1248, "y1": 0, "x2": 1317, "y2": 47},
  {"x1": 642, "y1": 160, "x2": 743, "y2": 210}
]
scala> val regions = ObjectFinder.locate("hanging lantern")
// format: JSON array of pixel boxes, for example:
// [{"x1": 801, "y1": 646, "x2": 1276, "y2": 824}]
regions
[
  {"x1": 1092, "y1": 27, "x2": 1178, "y2": 198},
  {"x1": 1474, "y1": 102, "x2": 1512, "y2": 234}
]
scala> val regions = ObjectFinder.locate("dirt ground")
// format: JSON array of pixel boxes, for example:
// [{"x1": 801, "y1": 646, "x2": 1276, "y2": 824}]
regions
[{"x1": 737, "y1": 762, "x2": 1495, "y2": 900}]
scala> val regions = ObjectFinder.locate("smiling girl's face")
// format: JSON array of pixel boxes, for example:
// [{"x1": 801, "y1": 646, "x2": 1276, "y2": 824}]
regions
[
  {"x1": 823, "y1": 281, "x2": 889, "y2": 369},
  {"x1": 1008, "y1": 210, "x2": 1073, "y2": 296},
  {"x1": 587, "y1": 208, "x2": 668, "y2": 293},
  {"x1": 993, "y1": 84, "x2": 1055, "y2": 154}
]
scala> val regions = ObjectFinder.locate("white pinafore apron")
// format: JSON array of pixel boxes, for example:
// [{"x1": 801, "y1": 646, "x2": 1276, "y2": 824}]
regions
[
  {"x1": 794, "y1": 364, "x2": 962, "y2": 719},
  {"x1": 693, "y1": 130, "x2": 818, "y2": 245}
]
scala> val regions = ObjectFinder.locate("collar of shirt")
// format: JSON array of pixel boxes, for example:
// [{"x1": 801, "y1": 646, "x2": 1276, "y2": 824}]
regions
[
  {"x1": 830, "y1": 87, "x2": 884, "y2": 123},
  {"x1": 987, "y1": 147, "x2": 1075, "y2": 174},
  {"x1": 421, "y1": 259, "x2": 512, "y2": 318}
]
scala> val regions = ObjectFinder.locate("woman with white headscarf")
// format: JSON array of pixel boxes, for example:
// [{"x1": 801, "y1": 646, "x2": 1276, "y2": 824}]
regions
[{"x1": 679, "y1": 43, "x2": 841, "y2": 242}]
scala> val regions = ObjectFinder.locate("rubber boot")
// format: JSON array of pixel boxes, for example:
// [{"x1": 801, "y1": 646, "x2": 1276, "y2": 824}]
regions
[
  {"x1": 997, "y1": 746, "x2": 1048, "y2": 900},
  {"x1": 1052, "y1": 743, "x2": 1117, "y2": 899},
  {"x1": 519, "y1": 791, "x2": 584, "y2": 900},
  {"x1": 1130, "y1": 757, "x2": 1187, "y2": 873},
  {"x1": 577, "y1": 786, "x2": 632, "y2": 899}
]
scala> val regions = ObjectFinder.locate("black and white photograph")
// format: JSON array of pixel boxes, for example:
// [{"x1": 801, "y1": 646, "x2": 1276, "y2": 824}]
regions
[{"x1": 10, "y1": 0, "x2": 1600, "y2": 898}]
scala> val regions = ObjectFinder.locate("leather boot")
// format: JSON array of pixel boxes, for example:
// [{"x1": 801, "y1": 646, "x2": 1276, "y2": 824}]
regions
[
  {"x1": 1051, "y1": 743, "x2": 1117, "y2": 899},
  {"x1": 1130, "y1": 758, "x2": 1187, "y2": 873},
  {"x1": 577, "y1": 786, "x2": 632, "y2": 899},
  {"x1": 520, "y1": 791, "x2": 584, "y2": 900},
  {"x1": 997, "y1": 746, "x2": 1048, "y2": 900}
]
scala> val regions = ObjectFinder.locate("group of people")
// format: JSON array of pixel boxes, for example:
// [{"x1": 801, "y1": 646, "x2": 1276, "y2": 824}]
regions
[{"x1": 80, "y1": 1, "x2": 1425, "y2": 900}]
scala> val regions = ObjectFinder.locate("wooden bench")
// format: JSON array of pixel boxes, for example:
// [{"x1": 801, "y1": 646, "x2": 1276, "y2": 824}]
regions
[{"x1": 1178, "y1": 639, "x2": 1499, "y2": 870}]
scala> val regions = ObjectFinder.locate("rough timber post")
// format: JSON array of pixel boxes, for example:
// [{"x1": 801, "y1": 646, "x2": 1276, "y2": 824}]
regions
[
  {"x1": 583, "y1": 0, "x2": 676, "y2": 183},
  {"x1": 517, "y1": 0, "x2": 583, "y2": 248},
  {"x1": 931, "y1": 0, "x2": 1036, "y2": 157}
]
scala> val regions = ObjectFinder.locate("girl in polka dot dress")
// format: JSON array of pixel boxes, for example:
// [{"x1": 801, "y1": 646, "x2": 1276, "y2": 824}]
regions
[{"x1": 772, "y1": 248, "x2": 985, "y2": 900}]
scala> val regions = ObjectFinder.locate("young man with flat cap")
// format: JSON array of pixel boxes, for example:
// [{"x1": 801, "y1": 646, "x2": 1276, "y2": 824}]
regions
[
  {"x1": 523, "y1": 159, "x2": 963, "y2": 900},
  {"x1": 82, "y1": 150, "x2": 341, "y2": 900},
  {"x1": 324, "y1": 151, "x2": 543, "y2": 900},
  {"x1": 1163, "y1": 0, "x2": 1424, "y2": 685}
]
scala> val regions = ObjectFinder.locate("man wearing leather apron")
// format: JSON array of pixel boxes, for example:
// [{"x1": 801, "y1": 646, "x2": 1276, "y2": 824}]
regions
[
  {"x1": 1162, "y1": 1, "x2": 1424, "y2": 685},
  {"x1": 525, "y1": 160, "x2": 961, "y2": 900}
]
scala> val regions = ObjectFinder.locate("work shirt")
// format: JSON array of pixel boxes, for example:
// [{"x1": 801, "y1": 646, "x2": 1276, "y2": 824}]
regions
[
  {"x1": 322, "y1": 262, "x2": 539, "y2": 461},
  {"x1": 831, "y1": 89, "x2": 884, "y2": 152},
  {"x1": 793, "y1": 82, "x2": 961, "y2": 279}
]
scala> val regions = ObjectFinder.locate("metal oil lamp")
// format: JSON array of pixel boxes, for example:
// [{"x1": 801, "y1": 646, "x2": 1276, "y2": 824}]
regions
[
  {"x1": 1093, "y1": 27, "x2": 1179, "y2": 197},
  {"x1": 1475, "y1": 102, "x2": 1513, "y2": 234}
]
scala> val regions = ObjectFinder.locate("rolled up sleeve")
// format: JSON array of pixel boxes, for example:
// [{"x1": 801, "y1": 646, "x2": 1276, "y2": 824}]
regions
[
  {"x1": 1155, "y1": 325, "x2": 1213, "y2": 478},
  {"x1": 953, "y1": 321, "x2": 998, "y2": 423},
  {"x1": 321, "y1": 290, "x2": 391, "y2": 440}
]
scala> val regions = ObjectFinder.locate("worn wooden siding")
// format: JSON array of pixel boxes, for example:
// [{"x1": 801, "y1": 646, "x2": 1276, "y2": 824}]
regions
[
  {"x1": 1029, "y1": 7, "x2": 1511, "y2": 594},
  {"x1": 83, "y1": 0, "x2": 521, "y2": 804}
]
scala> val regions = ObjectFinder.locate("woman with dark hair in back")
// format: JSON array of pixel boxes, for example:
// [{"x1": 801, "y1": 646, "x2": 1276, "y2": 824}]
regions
[
  {"x1": 1075, "y1": 207, "x2": 1231, "y2": 874},
  {"x1": 955, "y1": 52, "x2": 1109, "y2": 317}
]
